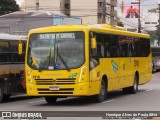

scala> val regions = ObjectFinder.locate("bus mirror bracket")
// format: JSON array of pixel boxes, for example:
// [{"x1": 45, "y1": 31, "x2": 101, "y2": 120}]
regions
[
  {"x1": 18, "y1": 42, "x2": 23, "y2": 55},
  {"x1": 91, "y1": 37, "x2": 97, "y2": 49}
]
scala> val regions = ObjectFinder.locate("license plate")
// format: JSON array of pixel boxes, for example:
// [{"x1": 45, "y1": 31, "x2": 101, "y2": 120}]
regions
[{"x1": 49, "y1": 86, "x2": 59, "y2": 91}]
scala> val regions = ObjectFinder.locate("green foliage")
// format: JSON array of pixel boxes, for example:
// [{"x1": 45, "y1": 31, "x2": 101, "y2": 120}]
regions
[
  {"x1": 117, "y1": 22, "x2": 124, "y2": 27},
  {"x1": 147, "y1": 31, "x2": 158, "y2": 44},
  {"x1": 0, "y1": 0, "x2": 19, "y2": 16}
]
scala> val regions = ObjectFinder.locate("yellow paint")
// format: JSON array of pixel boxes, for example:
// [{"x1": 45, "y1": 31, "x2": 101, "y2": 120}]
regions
[
  {"x1": 26, "y1": 24, "x2": 152, "y2": 97},
  {"x1": 32, "y1": 57, "x2": 37, "y2": 65}
]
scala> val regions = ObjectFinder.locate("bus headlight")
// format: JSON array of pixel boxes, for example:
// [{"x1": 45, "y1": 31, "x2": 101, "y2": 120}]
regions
[
  {"x1": 78, "y1": 66, "x2": 86, "y2": 83},
  {"x1": 26, "y1": 68, "x2": 32, "y2": 83}
]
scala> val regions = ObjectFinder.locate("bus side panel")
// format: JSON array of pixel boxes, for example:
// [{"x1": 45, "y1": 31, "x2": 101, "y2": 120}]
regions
[
  {"x1": 100, "y1": 58, "x2": 119, "y2": 91},
  {"x1": 119, "y1": 58, "x2": 135, "y2": 89},
  {"x1": 138, "y1": 56, "x2": 152, "y2": 85},
  {"x1": 89, "y1": 66, "x2": 101, "y2": 95}
]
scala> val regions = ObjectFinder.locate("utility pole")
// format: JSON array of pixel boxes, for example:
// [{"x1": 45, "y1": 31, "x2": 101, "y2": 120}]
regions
[
  {"x1": 157, "y1": 2, "x2": 160, "y2": 46},
  {"x1": 138, "y1": 0, "x2": 141, "y2": 33}
]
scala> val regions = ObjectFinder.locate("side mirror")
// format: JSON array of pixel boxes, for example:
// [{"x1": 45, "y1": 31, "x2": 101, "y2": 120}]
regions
[
  {"x1": 91, "y1": 38, "x2": 97, "y2": 49},
  {"x1": 18, "y1": 43, "x2": 23, "y2": 55}
]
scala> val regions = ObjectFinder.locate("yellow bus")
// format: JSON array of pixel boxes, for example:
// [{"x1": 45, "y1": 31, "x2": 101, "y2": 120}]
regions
[
  {"x1": 21, "y1": 24, "x2": 152, "y2": 103},
  {"x1": 0, "y1": 33, "x2": 26, "y2": 103}
]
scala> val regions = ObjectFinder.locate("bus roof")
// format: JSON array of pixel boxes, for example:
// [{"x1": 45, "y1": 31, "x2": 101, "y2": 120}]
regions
[
  {"x1": 0, "y1": 33, "x2": 27, "y2": 41},
  {"x1": 29, "y1": 24, "x2": 150, "y2": 38}
]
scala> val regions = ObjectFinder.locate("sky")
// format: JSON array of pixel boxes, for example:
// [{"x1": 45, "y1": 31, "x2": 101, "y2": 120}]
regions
[{"x1": 15, "y1": 0, "x2": 23, "y2": 5}]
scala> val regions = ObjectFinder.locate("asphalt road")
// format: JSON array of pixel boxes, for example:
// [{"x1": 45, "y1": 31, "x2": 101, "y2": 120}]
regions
[{"x1": 0, "y1": 72, "x2": 160, "y2": 120}]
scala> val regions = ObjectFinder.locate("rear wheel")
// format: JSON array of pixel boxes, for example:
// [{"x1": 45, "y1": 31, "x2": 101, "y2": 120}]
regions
[
  {"x1": 129, "y1": 75, "x2": 138, "y2": 94},
  {"x1": 123, "y1": 74, "x2": 138, "y2": 94},
  {"x1": 94, "y1": 80, "x2": 106, "y2": 103},
  {"x1": 45, "y1": 96, "x2": 57, "y2": 104},
  {"x1": 3, "y1": 94, "x2": 11, "y2": 102}
]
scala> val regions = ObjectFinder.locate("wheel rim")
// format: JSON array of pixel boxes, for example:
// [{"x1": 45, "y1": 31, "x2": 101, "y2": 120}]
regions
[
  {"x1": 134, "y1": 77, "x2": 138, "y2": 91},
  {"x1": 100, "y1": 81, "x2": 105, "y2": 99}
]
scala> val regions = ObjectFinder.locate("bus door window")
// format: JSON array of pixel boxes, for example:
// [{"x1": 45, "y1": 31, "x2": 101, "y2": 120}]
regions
[
  {"x1": 0, "y1": 41, "x2": 10, "y2": 63},
  {"x1": 90, "y1": 33, "x2": 100, "y2": 69}
]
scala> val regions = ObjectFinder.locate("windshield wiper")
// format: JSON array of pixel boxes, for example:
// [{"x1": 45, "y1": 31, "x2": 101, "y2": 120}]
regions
[
  {"x1": 38, "y1": 56, "x2": 49, "y2": 72},
  {"x1": 38, "y1": 48, "x2": 51, "y2": 72},
  {"x1": 57, "y1": 45, "x2": 70, "y2": 72}
]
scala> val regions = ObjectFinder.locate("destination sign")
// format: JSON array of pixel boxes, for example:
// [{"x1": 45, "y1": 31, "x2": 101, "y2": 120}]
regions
[{"x1": 39, "y1": 33, "x2": 75, "y2": 40}]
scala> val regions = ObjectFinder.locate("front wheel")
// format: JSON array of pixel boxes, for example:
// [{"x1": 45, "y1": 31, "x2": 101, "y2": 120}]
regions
[
  {"x1": 45, "y1": 96, "x2": 57, "y2": 104},
  {"x1": 94, "y1": 80, "x2": 106, "y2": 103}
]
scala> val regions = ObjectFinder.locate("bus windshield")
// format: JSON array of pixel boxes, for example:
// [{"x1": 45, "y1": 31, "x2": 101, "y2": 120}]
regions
[{"x1": 28, "y1": 32, "x2": 85, "y2": 71}]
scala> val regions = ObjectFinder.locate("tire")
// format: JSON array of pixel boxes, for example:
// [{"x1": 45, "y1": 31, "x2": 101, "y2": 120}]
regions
[
  {"x1": 152, "y1": 63, "x2": 156, "y2": 72},
  {"x1": 3, "y1": 94, "x2": 11, "y2": 102},
  {"x1": 0, "y1": 85, "x2": 4, "y2": 103},
  {"x1": 45, "y1": 96, "x2": 57, "y2": 104},
  {"x1": 94, "y1": 80, "x2": 106, "y2": 103},
  {"x1": 123, "y1": 74, "x2": 138, "y2": 94}
]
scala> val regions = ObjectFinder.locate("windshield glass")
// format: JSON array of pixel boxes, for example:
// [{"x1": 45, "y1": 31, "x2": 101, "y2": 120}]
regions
[{"x1": 28, "y1": 32, "x2": 85, "y2": 70}]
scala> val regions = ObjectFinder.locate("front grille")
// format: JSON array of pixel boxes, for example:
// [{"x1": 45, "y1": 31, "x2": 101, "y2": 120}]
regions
[
  {"x1": 38, "y1": 92, "x2": 73, "y2": 94},
  {"x1": 37, "y1": 88, "x2": 74, "y2": 94},
  {"x1": 35, "y1": 78, "x2": 76, "y2": 85}
]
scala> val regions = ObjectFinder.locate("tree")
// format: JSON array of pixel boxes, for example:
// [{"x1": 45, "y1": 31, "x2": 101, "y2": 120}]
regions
[
  {"x1": 117, "y1": 21, "x2": 124, "y2": 27},
  {"x1": 0, "y1": 0, "x2": 19, "y2": 16}
]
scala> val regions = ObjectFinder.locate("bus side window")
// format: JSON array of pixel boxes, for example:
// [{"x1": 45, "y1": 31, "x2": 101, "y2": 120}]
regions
[
  {"x1": 0, "y1": 41, "x2": 10, "y2": 63},
  {"x1": 10, "y1": 41, "x2": 19, "y2": 63},
  {"x1": 104, "y1": 37, "x2": 111, "y2": 58},
  {"x1": 109, "y1": 36, "x2": 119, "y2": 58}
]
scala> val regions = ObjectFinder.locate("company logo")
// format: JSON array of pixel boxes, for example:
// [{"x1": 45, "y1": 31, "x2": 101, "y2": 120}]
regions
[
  {"x1": 53, "y1": 80, "x2": 56, "y2": 85},
  {"x1": 69, "y1": 73, "x2": 77, "y2": 78},
  {"x1": 2, "y1": 112, "x2": 11, "y2": 118},
  {"x1": 1, "y1": 112, "x2": 44, "y2": 119},
  {"x1": 111, "y1": 60, "x2": 118, "y2": 72}
]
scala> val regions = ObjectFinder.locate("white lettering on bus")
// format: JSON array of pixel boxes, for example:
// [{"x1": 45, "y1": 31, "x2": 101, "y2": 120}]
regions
[
  {"x1": 39, "y1": 34, "x2": 55, "y2": 40},
  {"x1": 60, "y1": 33, "x2": 75, "y2": 39}
]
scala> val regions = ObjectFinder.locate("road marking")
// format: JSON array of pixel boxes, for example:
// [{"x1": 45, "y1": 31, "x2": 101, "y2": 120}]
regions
[
  {"x1": 11, "y1": 94, "x2": 27, "y2": 98},
  {"x1": 29, "y1": 99, "x2": 45, "y2": 104},
  {"x1": 102, "y1": 99, "x2": 116, "y2": 103},
  {"x1": 145, "y1": 89, "x2": 153, "y2": 92}
]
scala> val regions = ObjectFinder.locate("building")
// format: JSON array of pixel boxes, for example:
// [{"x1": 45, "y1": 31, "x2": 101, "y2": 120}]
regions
[
  {"x1": 21, "y1": 0, "x2": 117, "y2": 25},
  {"x1": 0, "y1": 11, "x2": 81, "y2": 35}
]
